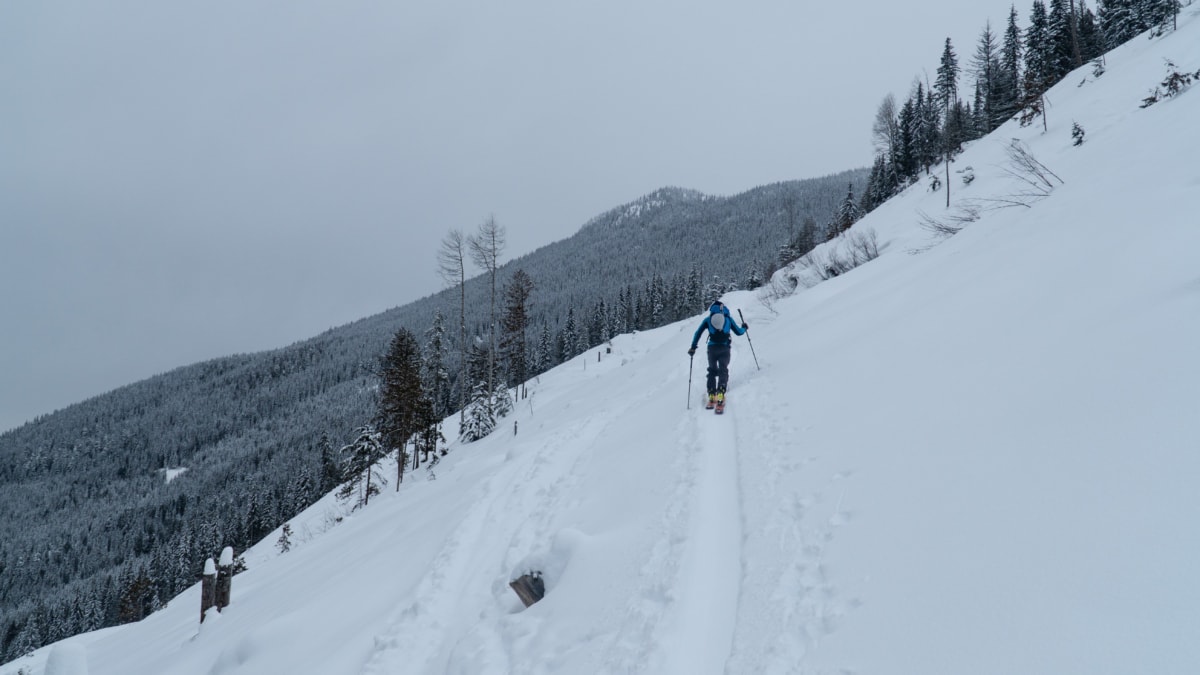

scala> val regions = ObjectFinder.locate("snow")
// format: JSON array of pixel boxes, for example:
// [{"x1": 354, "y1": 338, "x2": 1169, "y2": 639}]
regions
[
  {"x1": 42, "y1": 645, "x2": 87, "y2": 675},
  {"x1": 5, "y1": 13, "x2": 1200, "y2": 675},
  {"x1": 161, "y1": 468, "x2": 189, "y2": 484}
]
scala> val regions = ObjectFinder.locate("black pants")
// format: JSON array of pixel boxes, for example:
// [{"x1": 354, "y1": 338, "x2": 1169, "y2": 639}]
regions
[{"x1": 706, "y1": 343, "x2": 731, "y2": 393}]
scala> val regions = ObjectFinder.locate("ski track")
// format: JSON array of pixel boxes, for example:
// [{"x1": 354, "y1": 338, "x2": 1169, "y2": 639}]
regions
[
  {"x1": 724, "y1": 371, "x2": 859, "y2": 675},
  {"x1": 602, "y1": 390, "x2": 744, "y2": 674},
  {"x1": 359, "y1": 407, "x2": 608, "y2": 675},
  {"x1": 354, "y1": 333, "x2": 857, "y2": 675}
]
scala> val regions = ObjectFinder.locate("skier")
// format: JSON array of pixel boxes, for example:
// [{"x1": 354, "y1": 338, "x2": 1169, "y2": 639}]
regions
[{"x1": 687, "y1": 301, "x2": 748, "y2": 411}]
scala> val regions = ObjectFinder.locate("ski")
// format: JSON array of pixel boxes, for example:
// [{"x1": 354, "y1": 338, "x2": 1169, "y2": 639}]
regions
[{"x1": 714, "y1": 395, "x2": 726, "y2": 414}]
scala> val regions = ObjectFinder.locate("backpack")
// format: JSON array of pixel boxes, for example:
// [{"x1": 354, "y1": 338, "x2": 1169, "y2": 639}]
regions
[{"x1": 708, "y1": 310, "x2": 731, "y2": 344}]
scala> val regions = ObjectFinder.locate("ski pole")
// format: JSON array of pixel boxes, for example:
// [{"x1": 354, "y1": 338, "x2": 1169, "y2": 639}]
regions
[
  {"x1": 738, "y1": 309, "x2": 760, "y2": 371},
  {"x1": 687, "y1": 352, "x2": 694, "y2": 409}
]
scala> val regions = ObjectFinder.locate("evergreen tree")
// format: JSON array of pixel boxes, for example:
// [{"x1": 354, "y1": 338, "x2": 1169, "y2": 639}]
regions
[
  {"x1": 534, "y1": 321, "x2": 554, "y2": 374},
  {"x1": 560, "y1": 305, "x2": 580, "y2": 361},
  {"x1": 1077, "y1": 2, "x2": 1103, "y2": 62},
  {"x1": 1047, "y1": 0, "x2": 1078, "y2": 81},
  {"x1": 649, "y1": 274, "x2": 666, "y2": 327},
  {"x1": 971, "y1": 21, "x2": 1002, "y2": 133},
  {"x1": 832, "y1": 182, "x2": 861, "y2": 237},
  {"x1": 276, "y1": 523, "x2": 292, "y2": 553},
  {"x1": 338, "y1": 425, "x2": 387, "y2": 509},
  {"x1": 920, "y1": 86, "x2": 943, "y2": 172},
  {"x1": 997, "y1": 5, "x2": 1025, "y2": 123},
  {"x1": 745, "y1": 264, "x2": 764, "y2": 291},
  {"x1": 1099, "y1": 0, "x2": 1137, "y2": 49},
  {"x1": 935, "y1": 38, "x2": 961, "y2": 116},
  {"x1": 897, "y1": 93, "x2": 919, "y2": 180},
  {"x1": 318, "y1": 431, "x2": 342, "y2": 494},
  {"x1": 590, "y1": 299, "x2": 610, "y2": 344},
  {"x1": 422, "y1": 310, "x2": 452, "y2": 419},
  {"x1": 1025, "y1": 0, "x2": 1054, "y2": 98},
  {"x1": 460, "y1": 341, "x2": 496, "y2": 442},
  {"x1": 376, "y1": 327, "x2": 425, "y2": 487},
  {"x1": 704, "y1": 275, "x2": 728, "y2": 303},
  {"x1": 860, "y1": 154, "x2": 889, "y2": 214},
  {"x1": 685, "y1": 266, "x2": 703, "y2": 315},
  {"x1": 500, "y1": 269, "x2": 535, "y2": 391}
]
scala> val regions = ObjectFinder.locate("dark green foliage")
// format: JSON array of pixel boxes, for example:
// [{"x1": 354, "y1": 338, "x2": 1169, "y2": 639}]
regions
[
  {"x1": 276, "y1": 523, "x2": 293, "y2": 553},
  {"x1": 1097, "y1": 0, "x2": 1178, "y2": 48},
  {"x1": 377, "y1": 327, "x2": 426, "y2": 484},
  {"x1": 972, "y1": 22, "x2": 1003, "y2": 134},
  {"x1": 319, "y1": 432, "x2": 343, "y2": 494},
  {"x1": 1077, "y1": 2, "x2": 1104, "y2": 63},
  {"x1": 997, "y1": 6, "x2": 1025, "y2": 123},
  {"x1": 500, "y1": 269, "x2": 535, "y2": 389},
  {"x1": 1025, "y1": 0, "x2": 1054, "y2": 99},
  {"x1": 935, "y1": 38, "x2": 961, "y2": 113},
  {"x1": 337, "y1": 426, "x2": 386, "y2": 509},
  {"x1": 460, "y1": 341, "x2": 497, "y2": 442},
  {"x1": 829, "y1": 183, "x2": 861, "y2": 240},
  {"x1": 1047, "y1": 0, "x2": 1080, "y2": 81}
]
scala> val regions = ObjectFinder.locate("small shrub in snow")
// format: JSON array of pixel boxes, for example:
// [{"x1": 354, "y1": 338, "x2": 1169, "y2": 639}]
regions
[
  {"x1": 1139, "y1": 59, "x2": 1200, "y2": 108},
  {"x1": 847, "y1": 229, "x2": 881, "y2": 264},
  {"x1": 1072, "y1": 122, "x2": 1086, "y2": 146},
  {"x1": 798, "y1": 229, "x2": 881, "y2": 282},
  {"x1": 958, "y1": 166, "x2": 976, "y2": 185},
  {"x1": 917, "y1": 204, "x2": 981, "y2": 241},
  {"x1": 276, "y1": 523, "x2": 293, "y2": 553},
  {"x1": 979, "y1": 140, "x2": 1064, "y2": 209}
]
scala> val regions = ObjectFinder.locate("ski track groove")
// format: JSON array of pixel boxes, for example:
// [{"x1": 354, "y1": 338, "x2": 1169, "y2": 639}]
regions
[
  {"x1": 360, "y1": 407, "x2": 611, "y2": 675},
  {"x1": 724, "y1": 375, "x2": 857, "y2": 675},
  {"x1": 614, "y1": 391, "x2": 743, "y2": 675}
]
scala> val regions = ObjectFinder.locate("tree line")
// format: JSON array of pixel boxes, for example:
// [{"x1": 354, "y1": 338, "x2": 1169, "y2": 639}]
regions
[{"x1": 858, "y1": 0, "x2": 1183, "y2": 215}]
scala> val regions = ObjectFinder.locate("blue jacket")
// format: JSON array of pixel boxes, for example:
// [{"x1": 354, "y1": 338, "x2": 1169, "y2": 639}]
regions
[{"x1": 690, "y1": 302, "x2": 745, "y2": 349}]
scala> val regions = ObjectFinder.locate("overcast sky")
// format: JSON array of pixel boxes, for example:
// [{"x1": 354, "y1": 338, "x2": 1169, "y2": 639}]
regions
[{"x1": 1, "y1": 0, "x2": 1022, "y2": 432}]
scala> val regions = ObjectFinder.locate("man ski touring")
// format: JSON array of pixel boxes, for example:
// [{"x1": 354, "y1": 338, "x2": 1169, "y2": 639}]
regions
[{"x1": 688, "y1": 301, "x2": 748, "y2": 412}]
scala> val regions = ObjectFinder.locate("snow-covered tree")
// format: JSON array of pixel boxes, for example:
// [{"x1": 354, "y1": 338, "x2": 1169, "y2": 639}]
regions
[
  {"x1": 460, "y1": 341, "x2": 496, "y2": 442},
  {"x1": 338, "y1": 426, "x2": 387, "y2": 509},
  {"x1": 997, "y1": 5, "x2": 1024, "y2": 123},
  {"x1": 276, "y1": 523, "x2": 293, "y2": 554},
  {"x1": 422, "y1": 310, "x2": 452, "y2": 419}
]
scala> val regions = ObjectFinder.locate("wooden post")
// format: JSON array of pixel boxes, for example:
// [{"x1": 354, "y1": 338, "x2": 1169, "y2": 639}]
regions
[
  {"x1": 215, "y1": 546, "x2": 234, "y2": 610},
  {"x1": 200, "y1": 558, "x2": 217, "y2": 623},
  {"x1": 509, "y1": 571, "x2": 545, "y2": 608}
]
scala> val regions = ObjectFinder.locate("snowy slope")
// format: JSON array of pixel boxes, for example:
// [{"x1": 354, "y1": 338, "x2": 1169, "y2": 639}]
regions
[{"x1": 6, "y1": 11, "x2": 1200, "y2": 675}]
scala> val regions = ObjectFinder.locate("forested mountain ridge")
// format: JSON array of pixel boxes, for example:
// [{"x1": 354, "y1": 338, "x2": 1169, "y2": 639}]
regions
[{"x1": 0, "y1": 171, "x2": 863, "y2": 661}]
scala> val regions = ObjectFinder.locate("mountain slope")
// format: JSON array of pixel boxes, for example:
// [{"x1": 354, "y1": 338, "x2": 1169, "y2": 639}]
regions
[
  {"x1": 5, "y1": 9, "x2": 1200, "y2": 675},
  {"x1": 0, "y1": 170, "x2": 862, "y2": 660}
]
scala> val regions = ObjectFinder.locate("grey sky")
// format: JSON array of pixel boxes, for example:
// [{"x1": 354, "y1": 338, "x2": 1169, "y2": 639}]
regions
[{"x1": 1, "y1": 0, "x2": 1021, "y2": 432}]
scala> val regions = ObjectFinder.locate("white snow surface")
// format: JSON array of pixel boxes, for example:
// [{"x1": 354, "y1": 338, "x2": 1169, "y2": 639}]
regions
[{"x1": 6, "y1": 15, "x2": 1200, "y2": 675}]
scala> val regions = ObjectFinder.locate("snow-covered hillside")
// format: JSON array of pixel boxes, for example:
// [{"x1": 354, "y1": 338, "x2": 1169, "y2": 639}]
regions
[{"x1": 7, "y1": 11, "x2": 1200, "y2": 675}]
